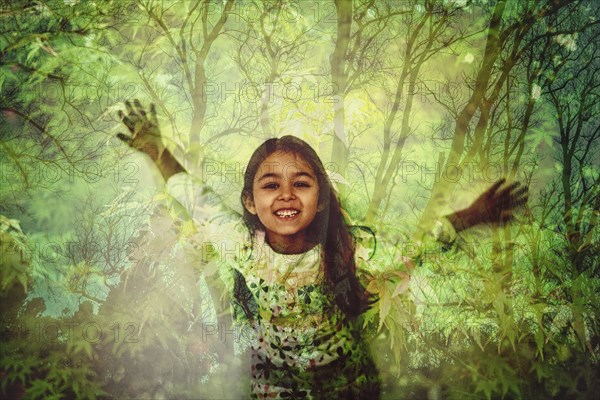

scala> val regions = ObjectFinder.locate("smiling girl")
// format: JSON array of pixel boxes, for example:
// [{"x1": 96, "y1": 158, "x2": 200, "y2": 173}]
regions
[
  {"x1": 231, "y1": 137, "x2": 380, "y2": 398},
  {"x1": 243, "y1": 149, "x2": 322, "y2": 254},
  {"x1": 118, "y1": 101, "x2": 527, "y2": 399}
]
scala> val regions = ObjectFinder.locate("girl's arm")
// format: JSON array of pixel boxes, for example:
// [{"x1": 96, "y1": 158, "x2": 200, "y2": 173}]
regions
[
  {"x1": 117, "y1": 100, "x2": 186, "y2": 181},
  {"x1": 444, "y1": 179, "x2": 528, "y2": 234},
  {"x1": 116, "y1": 101, "x2": 242, "y2": 355},
  {"x1": 409, "y1": 180, "x2": 528, "y2": 264},
  {"x1": 116, "y1": 99, "x2": 237, "y2": 234}
]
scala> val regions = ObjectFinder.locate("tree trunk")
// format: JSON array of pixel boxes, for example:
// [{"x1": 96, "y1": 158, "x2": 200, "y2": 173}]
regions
[
  {"x1": 414, "y1": 0, "x2": 508, "y2": 239},
  {"x1": 329, "y1": 0, "x2": 352, "y2": 188}
]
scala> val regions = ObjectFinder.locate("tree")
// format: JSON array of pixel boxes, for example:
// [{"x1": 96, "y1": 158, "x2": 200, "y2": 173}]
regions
[
  {"x1": 414, "y1": 0, "x2": 590, "y2": 237},
  {"x1": 231, "y1": 1, "x2": 320, "y2": 139},
  {"x1": 329, "y1": 0, "x2": 404, "y2": 186},
  {"x1": 112, "y1": 0, "x2": 240, "y2": 164},
  {"x1": 546, "y1": 23, "x2": 600, "y2": 272},
  {"x1": 364, "y1": 0, "x2": 473, "y2": 223}
]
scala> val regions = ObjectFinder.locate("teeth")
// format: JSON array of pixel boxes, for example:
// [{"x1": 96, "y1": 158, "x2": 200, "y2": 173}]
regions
[{"x1": 275, "y1": 210, "x2": 299, "y2": 218}]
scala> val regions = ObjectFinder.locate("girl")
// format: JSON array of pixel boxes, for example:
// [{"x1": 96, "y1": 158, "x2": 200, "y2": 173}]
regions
[{"x1": 117, "y1": 100, "x2": 527, "y2": 399}]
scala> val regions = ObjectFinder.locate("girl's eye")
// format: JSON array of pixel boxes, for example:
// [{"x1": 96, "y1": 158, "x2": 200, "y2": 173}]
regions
[
  {"x1": 263, "y1": 182, "x2": 279, "y2": 189},
  {"x1": 294, "y1": 181, "x2": 310, "y2": 188}
]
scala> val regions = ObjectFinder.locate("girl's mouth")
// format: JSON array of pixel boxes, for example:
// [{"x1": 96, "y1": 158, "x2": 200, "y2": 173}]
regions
[{"x1": 274, "y1": 209, "x2": 300, "y2": 219}]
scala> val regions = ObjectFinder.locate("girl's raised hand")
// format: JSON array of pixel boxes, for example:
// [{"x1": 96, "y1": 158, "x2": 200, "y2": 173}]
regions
[
  {"x1": 447, "y1": 179, "x2": 528, "y2": 232},
  {"x1": 472, "y1": 178, "x2": 528, "y2": 225},
  {"x1": 116, "y1": 100, "x2": 185, "y2": 180},
  {"x1": 117, "y1": 100, "x2": 164, "y2": 162}
]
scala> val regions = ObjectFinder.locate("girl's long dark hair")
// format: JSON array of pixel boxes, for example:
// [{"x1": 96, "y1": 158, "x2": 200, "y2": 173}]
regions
[{"x1": 241, "y1": 135, "x2": 372, "y2": 317}]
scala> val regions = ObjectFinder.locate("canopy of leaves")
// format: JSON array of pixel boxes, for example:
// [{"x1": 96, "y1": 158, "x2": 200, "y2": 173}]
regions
[{"x1": 1, "y1": 0, "x2": 598, "y2": 398}]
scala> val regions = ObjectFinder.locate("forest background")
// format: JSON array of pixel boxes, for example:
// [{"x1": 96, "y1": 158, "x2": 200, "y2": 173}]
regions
[{"x1": 1, "y1": 0, "x2": 599, "y2": 398}]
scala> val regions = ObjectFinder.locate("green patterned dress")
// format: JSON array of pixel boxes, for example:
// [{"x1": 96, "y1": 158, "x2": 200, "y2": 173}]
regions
[{"x1": 223, "y1": 231, "x2": 380, "y2": 399}]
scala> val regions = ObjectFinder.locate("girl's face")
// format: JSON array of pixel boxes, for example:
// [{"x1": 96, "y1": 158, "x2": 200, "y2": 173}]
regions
[{"x1": 244, "y1": 151, "x2": 321, "y2": 253}]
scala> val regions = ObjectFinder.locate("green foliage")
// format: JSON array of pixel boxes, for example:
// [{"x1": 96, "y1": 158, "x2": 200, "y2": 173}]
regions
[
  {"x1": 365, "y1": 222, "x2": 600, "y2": 399},
  {"x1": 1, "y1": 0, "x2": 599, "y2": 398},
  {"x1": 0, "y1": 216, "x2": 31, "y2": 293}
]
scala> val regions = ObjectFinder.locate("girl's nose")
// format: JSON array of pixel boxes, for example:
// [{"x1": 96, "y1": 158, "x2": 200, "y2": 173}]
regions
[{"x1": 278, "y1": 184, "x2": 296, "y2": 200}]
